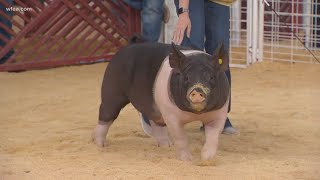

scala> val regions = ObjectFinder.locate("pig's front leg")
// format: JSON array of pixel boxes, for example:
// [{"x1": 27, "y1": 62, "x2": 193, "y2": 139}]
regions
[
  {"x1": 164, "y1": 117, "x2": 192, "y2": 161},
  {"x1": 92, "y1": 121, "x2": 113, "y2": 147},
  {"x1": 150, "y1": 120, "x2": 173, "y2": 147},
  {"x1": 201, "y1": 117, "x2": 226, "y2": 161}
]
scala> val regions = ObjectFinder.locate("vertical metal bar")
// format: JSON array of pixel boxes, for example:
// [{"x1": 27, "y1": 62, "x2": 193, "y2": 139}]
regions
[
  {"x1": 258, "y1": 0, "x2": 265, "y2": 62},
  {"x1": 271, "y1": 0, "x2": 274, "y2": 62},
  {"x1": 305, "y1": 0, "x2": 311, "y2": 48},
  {"x1": 312, "y1": 0, "x2": 314, "y2": 49},
  {"x1": 252, "y1": 0, "x2": 258, "y2": 63},
  {"x1": 247, "y1": 0, "x2": 253, "y2": 65},
  {"x1": 291, "y1": 0, "x2": 294, "y2": 63},
  {"x1": 276, "y1": 0, "x2": 279, "y2": 48},
  {"x1": 135, "y1": 9, "x2": 141, "y2": 35},
  {"x1": 315, "y1": 0, "x2": 318, "y2": 49},
  {"x1": 231, "y1": 0, "x2": 241, "y2": 46}
]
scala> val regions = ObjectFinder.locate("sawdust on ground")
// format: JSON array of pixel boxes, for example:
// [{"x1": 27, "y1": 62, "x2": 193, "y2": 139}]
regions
[{"x1": 0, "y1": 61, "x2": 319, "y2": 179}]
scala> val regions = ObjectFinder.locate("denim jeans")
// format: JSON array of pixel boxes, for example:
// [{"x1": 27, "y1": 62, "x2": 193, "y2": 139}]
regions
[
  {"x1": 0, "y1": 0, "x2": 14, "y2": 64},
  {"x1": 174, "y1": 0, "x2": 233, "y2": 128},
  {"x1": 123, "y1": 0, "x2": 164, "y2": 42}
]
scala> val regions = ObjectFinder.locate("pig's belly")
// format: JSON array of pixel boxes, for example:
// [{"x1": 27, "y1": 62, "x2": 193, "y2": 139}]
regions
[{"x1": 156, "y1": 97, "x2": 228, "y2": 125}]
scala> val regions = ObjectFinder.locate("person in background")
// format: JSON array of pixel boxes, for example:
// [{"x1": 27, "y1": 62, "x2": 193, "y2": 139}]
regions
[
  {"x1": 122, "y1": 0, "x2": 169, "y2": 42},
  {"x1": 172, "y1": 0, "x2": 238, "y2": 134}
]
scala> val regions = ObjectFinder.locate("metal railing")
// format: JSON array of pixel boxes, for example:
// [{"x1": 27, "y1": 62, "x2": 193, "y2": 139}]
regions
[
  {"x1": 231, "y1": 0, "x2": 320, "y2": 66},
  {"x1": 0, "y1": 0, "x2": 140, "y2": 72}
]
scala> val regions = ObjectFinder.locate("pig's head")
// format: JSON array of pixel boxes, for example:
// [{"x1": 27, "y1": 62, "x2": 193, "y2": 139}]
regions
[{"x1": 169, "y1": 43, "x2": 230, "y2": 114}]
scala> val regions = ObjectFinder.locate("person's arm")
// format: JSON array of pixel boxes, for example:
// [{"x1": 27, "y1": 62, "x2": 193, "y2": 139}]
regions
[{"x1": 172, "y1": 0, "x2": 191, "y2": 45}]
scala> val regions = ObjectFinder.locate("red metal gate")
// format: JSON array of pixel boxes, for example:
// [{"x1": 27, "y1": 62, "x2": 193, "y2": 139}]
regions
[{"x1": 0, "y1": 0, "x2": 140, "y2": 72}]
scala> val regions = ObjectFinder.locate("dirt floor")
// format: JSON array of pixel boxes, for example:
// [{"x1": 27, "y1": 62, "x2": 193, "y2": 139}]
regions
[{"x1": 0, "y1": 61, "x2": 319, "y2": 179}]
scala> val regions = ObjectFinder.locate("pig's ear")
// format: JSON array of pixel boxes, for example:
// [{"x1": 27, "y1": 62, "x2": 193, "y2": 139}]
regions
[
  {"x1": 169, "y1": 43, "x2": 186, "y2": 69},
  {"x1": 212, "y1": 43, "x2": 229, "y2": 72}
]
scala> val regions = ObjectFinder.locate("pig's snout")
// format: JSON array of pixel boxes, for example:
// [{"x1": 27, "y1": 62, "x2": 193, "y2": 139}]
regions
[
  {"x1": 186, "y1": 84, "x2": 210, "y2": 112},
  {"x1": 189, "y1": 88, "x2": 206, "y2": 103}
]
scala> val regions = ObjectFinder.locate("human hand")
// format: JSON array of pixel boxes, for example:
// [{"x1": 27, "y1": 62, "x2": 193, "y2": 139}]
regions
[{"x1": 172, "y1": 13, "x2": 191, "y2": 45}]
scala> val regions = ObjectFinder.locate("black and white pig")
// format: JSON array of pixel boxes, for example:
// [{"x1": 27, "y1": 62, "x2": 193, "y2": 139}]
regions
[{"x1": 92, "y1": 41, "x2": 230, "y2": 161}]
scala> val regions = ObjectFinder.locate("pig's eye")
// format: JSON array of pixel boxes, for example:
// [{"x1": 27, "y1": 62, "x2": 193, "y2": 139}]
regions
[
  {"x1": 210, "y1": 76, "x2": 217, "y2": 88},
  {"x1": 209, "y1": 75, "x2": 216, "y2": 81}
]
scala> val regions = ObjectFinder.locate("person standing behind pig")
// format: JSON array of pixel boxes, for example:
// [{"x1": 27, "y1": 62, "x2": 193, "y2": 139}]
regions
[
  {"x1": 122, "y1": 0, "x2": 169, "y2": 42},
  {"x1": 172, "y1": 0, "x2": 238, "y2": 134}
]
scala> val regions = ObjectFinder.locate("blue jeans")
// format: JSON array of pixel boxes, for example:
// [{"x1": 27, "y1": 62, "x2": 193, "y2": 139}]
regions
[
  {"x1": 174, "y1": 0, "x2": 232, "y2": 128},
  {"x1": 0, "y1": 0, "x2": 14, "y2": 64},
  {"x1": 123, "y1": 0, "x2": 164, "y2": 42}
]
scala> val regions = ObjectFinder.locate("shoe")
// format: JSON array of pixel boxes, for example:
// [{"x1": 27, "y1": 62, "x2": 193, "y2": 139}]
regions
[
  {"x1": 162, "y1": 4, "x2": 170, "y2": 24},
  {"x1": 139, "y1": 112, "x2": 153, "y2": 137},
  {"x1": 222, "y1": 117, "x2": 239, "y2": 135},
  {"x1": 222, "y1": 126, "x2": 239, "y2": 135},
  {"x1": 200, "y1": 117, "x2": 239, "y2": 135}
]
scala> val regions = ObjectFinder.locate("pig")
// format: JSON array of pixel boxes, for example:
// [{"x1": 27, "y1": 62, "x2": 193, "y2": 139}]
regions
[{"x1": 92, "y1": 41, "x2": 230, "y2": 161}]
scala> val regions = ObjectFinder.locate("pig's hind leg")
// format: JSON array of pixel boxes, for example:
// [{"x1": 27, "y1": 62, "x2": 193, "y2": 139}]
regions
[
  {"x1": 92, "y1": 93, "x2": 129, "y2": 147},
  {"x1": 149, "y1": 120, "x2": 173, "y2": 147}
]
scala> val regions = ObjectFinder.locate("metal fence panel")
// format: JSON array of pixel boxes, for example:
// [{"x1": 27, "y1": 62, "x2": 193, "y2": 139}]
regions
[
  {"x1": 230, "y1": 0, "x2": 250, "y2": 67},
  {"x1": 263, "y1": 0, "x2": 320, "y2": 64},
  {"x1": 230, "y1": 0, "x2": 320, "y2": 66},
  {"x1": 0, "y1": 0, "x2": 140, "y2": 72}
]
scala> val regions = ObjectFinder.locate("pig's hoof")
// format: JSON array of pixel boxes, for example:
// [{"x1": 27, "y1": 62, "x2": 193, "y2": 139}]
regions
[
  {"x1": 92, "y1": 135, "x2": 108, "y2": 147},
  {"x1": 156, "y1": 138, "x2": 173, "y2": 147},
  {"x1": 92, "y1": 125, "x2": 108, "y2": 147},
  {"x1": 178, "y1": 150, "x2": 193, "y2": 161},
  {"x1": 201, "y1": 149, "x2": 215, "y2": 161}
]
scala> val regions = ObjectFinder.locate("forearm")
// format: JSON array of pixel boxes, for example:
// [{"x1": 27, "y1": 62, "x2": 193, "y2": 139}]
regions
[
  {"x1": 178, "y1": 0, "x2": 189, "y2": 9},
  {"x1": 173, "y1": 0, "x2": 192, "y2": 44}
]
